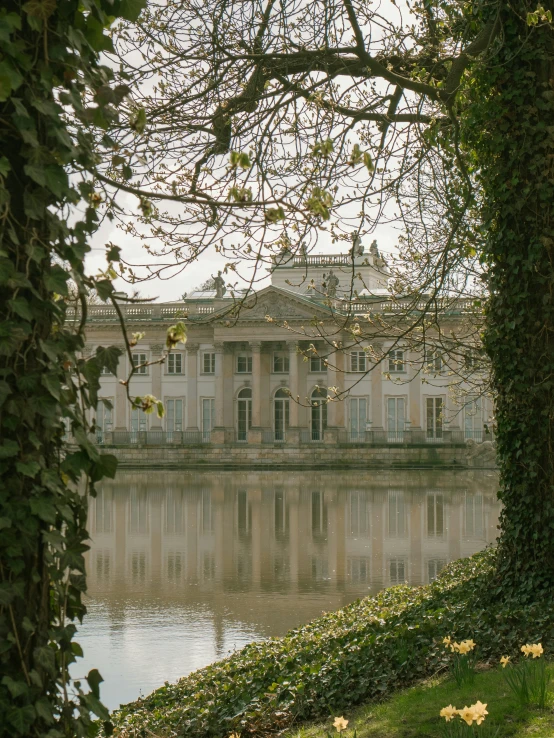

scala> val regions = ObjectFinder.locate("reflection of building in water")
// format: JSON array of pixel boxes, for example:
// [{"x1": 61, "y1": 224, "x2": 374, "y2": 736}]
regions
[{"x1": 85, "y1": 471, "x2": 499, "y2": 633}]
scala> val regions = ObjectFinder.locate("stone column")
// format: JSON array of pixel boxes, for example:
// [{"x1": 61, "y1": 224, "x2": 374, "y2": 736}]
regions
[
  {"x1": 186, "y1": 343, "x2": 199, "y2": 430},
  {"x1": 408, "y1": 349, "x2": 422, "y2": 437},
  {"x1": 114, "y1": 345, "x2": 128, "y2": 432},
  {"x1": 249, "y1": 341, "x2": 263, "y2": 443},
  {"x1": 150, "y1": 343, "x2": 164, "y2": 430},
  {"x1": 371, "y1": 348, "x2": 384, "y2": 434},
  {"x1": 211, "y1": 342, "x2": 226, "y2": 443},
  {"x1": 288, "y1": 341, "x2": 299, "y2": 427}
]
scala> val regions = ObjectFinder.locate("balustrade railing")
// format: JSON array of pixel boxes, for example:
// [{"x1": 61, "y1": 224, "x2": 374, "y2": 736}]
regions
[{"x1": 90, "y1": 427, "x2": 493, "y2": 447}]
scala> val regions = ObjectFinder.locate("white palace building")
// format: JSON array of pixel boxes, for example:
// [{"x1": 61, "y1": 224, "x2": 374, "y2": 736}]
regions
[{"x1": 82, "y1": 240, "x2": 493, "y2": 457}]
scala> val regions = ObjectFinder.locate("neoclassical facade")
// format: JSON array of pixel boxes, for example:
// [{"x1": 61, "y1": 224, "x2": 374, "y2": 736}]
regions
[{"x1": 84, "y1": 243, "x2": 492, "y2": 448}]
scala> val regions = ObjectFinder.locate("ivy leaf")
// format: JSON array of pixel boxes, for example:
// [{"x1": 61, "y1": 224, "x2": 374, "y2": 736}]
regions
[
  {"x1": 95, "y1": 279, "x2": 114, "y2": 300},
  {"x1": 91, "y1": 454, "x2": 118, "y2": 482},
  {"x1": 0, "y1": 61, "x2": 23, "y2": 102},
  {"x1": 16, "y1": 460, "x2": 41, "y2": 478},
  {"x1": 0, "y1": 156, "x2": 10, "y2": 177},
  {"x1": 8, "y1": 297, "x2": 33, "y2": 321},
  {"x1": 29, "y1": 497, "x2": 57, "y2": 524},
  {"x1": 0, "y1": 439, "x2": 18, "y2": 458},
  {"x1": 0, "y1": 379, "x2": 11, "y2": 407},
  {"x1": 44, "y1": 265, "x2": 69, "y2": 295},
  {"x1": 1, "y1": 676, "x2": 29, "y2": 698},
  {"x1": 96, "y1": 346, "x2": 122, "y2": 375},
  {"x1": 7, "y1": 705, "x2": 36, "y2": 735},
  {"x1": 33, "y1": 698, "x2": 54, "y2": 725},
  {"x1": 116, "y1": 0, "x2": 147, "y2": 22}
]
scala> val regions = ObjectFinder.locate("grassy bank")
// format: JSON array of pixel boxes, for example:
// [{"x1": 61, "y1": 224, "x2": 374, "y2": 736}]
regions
[
  {"x1": 285, "y1": 664, "x2": 554, "y2": 737},
  {"x1": 109, "y1": 549, "x2": 554, "y2": 737}
]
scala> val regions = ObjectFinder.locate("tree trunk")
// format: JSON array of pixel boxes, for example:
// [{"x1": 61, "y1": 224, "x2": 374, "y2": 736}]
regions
[{"x1": 467, "y1": 1, "x2": 554, "y2": 591}]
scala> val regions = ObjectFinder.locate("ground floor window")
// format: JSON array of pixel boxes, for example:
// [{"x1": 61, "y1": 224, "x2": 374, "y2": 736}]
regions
[
  {"x1": 131, "y1": 406, "x2": 147, "y2": 437},
  {"x1": 166, "y1": 399, "x2": 183, "y2": 437},
  {"x1": 387, "y1": 396, "x2": 405, "y2": 442},
  {"x1": 311, "y1": 387, "x2": 327, "y2": 440},
  {"x1": 274, "y1": 388, "x2": 290, "y2": 440},
  {"x1": 349, "y1": 397, "x2": 367, "y2": 441},
  {"x1": 237, "y1": 388, "x2": 252, "y2": 441},
  {"x1": 95, "y1": 399, "x2": 113, "y2": 442},
  {"x1": 426, "y1": 397, "x2": 443, "y2": 440},
  {"x1": 202, "y1": 398, "x2": 215, "y2": 440},
  {"x1": 463, "y1": 396, "x2": 483, "y2": 440}
]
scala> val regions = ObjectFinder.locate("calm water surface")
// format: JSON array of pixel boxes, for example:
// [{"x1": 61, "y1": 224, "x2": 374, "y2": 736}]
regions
[{"x1": 76, "y1": 469, "x2": 499, "y2": 709}]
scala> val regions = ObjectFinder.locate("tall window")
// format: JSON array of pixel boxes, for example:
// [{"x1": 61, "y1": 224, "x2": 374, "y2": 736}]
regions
[
  {"x1": 311, "y1": 387, "x2": 327, "y2": 440},
  {"x1": 167, "y1": 353, "x2": 183, "y2": 374},
  {"x1": 274, "y1": 388, "x2": 290, "y2": 441},
  {"x1": 273, "y1": 352, "x2": 290, "y2": 373},
  {"x1": 202, "y1": 352, "x2": 216, "y2": 373},
  {"x1": 132, "y1": 353, "x2": 148, "y2": 374},
  {"x1": 237, "y1": 387, "x2": 252, "y2": 441},
  {"x1": 347, "y1": 557, "x2": 370, "y2": 583},
  {"x1": 310, "y1": 355, "x2": 326, "y2": 372},
  {"x1": 95, "y1": 399, "x2": 113, "y2": 442},
  {"x1": 424, "y1": 349, "x2": 442, "y2": 373},
  {"x1": 349, "y1": 397, "x2": 367, "y2": 441},
  {"x1": 236, "y1": 354, "x2": 253, "y2": 373},
  {"x1": 464, "y1": 397, "x2": 483, "y2": 440},
  {"x1": 202, "y1": 398, "x2": 215, "y2": 440},
  {"x1": 166, "y1": 399, "x2": 183, "y2": 435},
  {"x1": 131, "y1": 407, "x2": 147, "y2": 436},
  {"x1": 350, "y1": 351, "x2": 367, "y2": 372},
  {"x1": 426, "y1": 397, "x2": 443, "y2": 439},
  {"x1": 348, "y1": 491, "x2": 371, "y2": 537},
  {"x1": 388, "y1": 350, "x2": 405, "y2": 373},
  {"x1": 387, "y1": 397, "x2": 406, "y2": 442}
]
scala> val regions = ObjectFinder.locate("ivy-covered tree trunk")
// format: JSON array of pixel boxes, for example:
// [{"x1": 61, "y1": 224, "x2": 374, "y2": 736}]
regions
[
  {"x1": 466, "y1": 2, "x2": 554, "y2": 592},
  {"x1": 0, "y1": 1, "x2": 142, "y2": 735}
]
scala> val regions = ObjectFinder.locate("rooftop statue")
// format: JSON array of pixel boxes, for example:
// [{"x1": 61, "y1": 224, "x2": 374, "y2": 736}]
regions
[
  {"x1": 352, "y1": 233, "x2": 364, "y2": 256},
  {"x1": 370, "y1": 239, "x2": 387, "y2": 268},
  {"x1": 325, "y1": 269, "x2": 339, "y2": 298},
  {"x1": 213, "y1": 271, "x2": 227, "y2": 298}
]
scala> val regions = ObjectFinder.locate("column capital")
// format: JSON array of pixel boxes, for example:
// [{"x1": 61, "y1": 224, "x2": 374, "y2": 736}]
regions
[
  {"x1": 213, "y1": 341, "x2": 225, "y2": 352},
  {"x1": 287, "y1": 340, "x2": 299, "y2": 353},
  {"x1": 186, "y1": 342, "x2": 199, "y2": 354},
  {"x1": 250, "y1": 341, "x2": 262, "y2": 352}
]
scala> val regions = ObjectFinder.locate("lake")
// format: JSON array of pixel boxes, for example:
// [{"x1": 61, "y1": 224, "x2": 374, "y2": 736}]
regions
[{"x1": 76, "y1": 469, "x2": 500, "y2": 710}]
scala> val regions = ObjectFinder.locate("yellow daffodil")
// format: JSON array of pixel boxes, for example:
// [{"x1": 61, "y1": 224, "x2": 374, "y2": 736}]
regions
[
  {"x1": 458, "y1": 705, "x2": 476, "y2": 726},
  {"x1": 451, "y1": 641, "x2": 461, "y2": 653},
  {"x1": 333, "y1": 716, "x2": 349, "y2": 733},
  {"x1": 471, "y1": 701, "x2": 488, "y2": 726},
  {"x1": 530, "y1": 643, "x2": 544, "y2": 659},
  {"x1": 500, "y1": 655, "x2": 510, "y2": 668},
  {"x1": 442, "y1": 636, "x2": 452, "y2": 646},
  {"x1": 521, "y1": 644, "x2": 533, "y2": 657},
  {"x1": 457, "y1": 641, "x2": 471, "y2": 655},
  {"x1": 463, "y1": 639, "x2": 476, "y2": 651},
  {"x1": 439, "y1": 704, "x2": 457, "y2": 722}
]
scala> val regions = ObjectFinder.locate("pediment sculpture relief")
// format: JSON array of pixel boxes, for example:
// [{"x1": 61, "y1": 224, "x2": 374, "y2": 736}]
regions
[{"x1": 242, "y1": 294, "x2": 314, "y2": 319}]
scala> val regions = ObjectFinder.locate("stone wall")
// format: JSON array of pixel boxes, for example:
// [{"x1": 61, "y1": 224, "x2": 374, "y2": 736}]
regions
[{"x1": 101, "y1": 442, "x2": 497, "y2": 470}]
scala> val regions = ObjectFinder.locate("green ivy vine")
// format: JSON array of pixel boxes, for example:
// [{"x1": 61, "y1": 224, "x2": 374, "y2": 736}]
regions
[
  {"x1": 462, "y1": 0, "x2": 554, "y2": 593},
  {"x1": 0, "y1": 0, "x2": 145, "y2": 735}
]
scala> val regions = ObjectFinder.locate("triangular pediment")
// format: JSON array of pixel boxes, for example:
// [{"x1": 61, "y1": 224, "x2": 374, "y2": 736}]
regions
[{"x1": 214, "y1": 286, "x2": 333, "y2": 321}]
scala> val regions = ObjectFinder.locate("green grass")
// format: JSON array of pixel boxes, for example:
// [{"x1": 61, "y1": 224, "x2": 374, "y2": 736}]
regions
[{"x1": 285, "y1": 665, "x2": 554, "y2": 738}]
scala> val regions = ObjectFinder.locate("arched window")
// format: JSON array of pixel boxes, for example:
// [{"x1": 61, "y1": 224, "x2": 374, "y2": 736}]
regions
[
  {"x1": 311, "y1": 387, "x2": 328, "y2": 441},
  {"x1": 274, "y1": 388, "x2": 290, "y2": 441},
  {"x1": 237, "y1": 388, "x2": 252, "y2": 441}
]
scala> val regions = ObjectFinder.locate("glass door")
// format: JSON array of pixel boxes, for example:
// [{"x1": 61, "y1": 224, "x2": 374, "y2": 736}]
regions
[
  {"x1": 349, "y1": 397, "x2": 367, "y2": 441},
  {"x1": 274, "y1": 388, "x2": 290, "y2": 441},
  {"x1": 387, "y1": 397, "x2": 405, "y2": 442},
  {"x1": 310, "y1": 388, "x2": 327, "y2": 440},
  {"x1": 202, "y1": 398, "x2": 215, "y2": 441},
  {"x1": 237, "y1": 388, "x2": 252, "y2": 441},
  {"x1": 166, "y1": 399, "x2": 183, "y2": 441},
  {"x1": 426, "y1": 397, "x2": 443, "y2": 440}
]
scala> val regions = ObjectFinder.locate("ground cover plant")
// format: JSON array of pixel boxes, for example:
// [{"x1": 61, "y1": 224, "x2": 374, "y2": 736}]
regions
[
  {"x1": 284, "y1": 662, "x2": 554, "y2": 738},
  {"x1": 109, "y1": 550, "x2": 554, "y2": 737}
]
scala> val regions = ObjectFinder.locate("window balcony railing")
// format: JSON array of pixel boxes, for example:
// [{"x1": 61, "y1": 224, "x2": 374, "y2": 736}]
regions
[
  {"x1": 262, "y1": 430, "x2": 286, "y2": 443},
  {"x1": 300, "y1": 429, "x2": 325, "y2": 442},
  {"x1": 98, "y1": 430, "x2": 208, "y2": 445}
]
